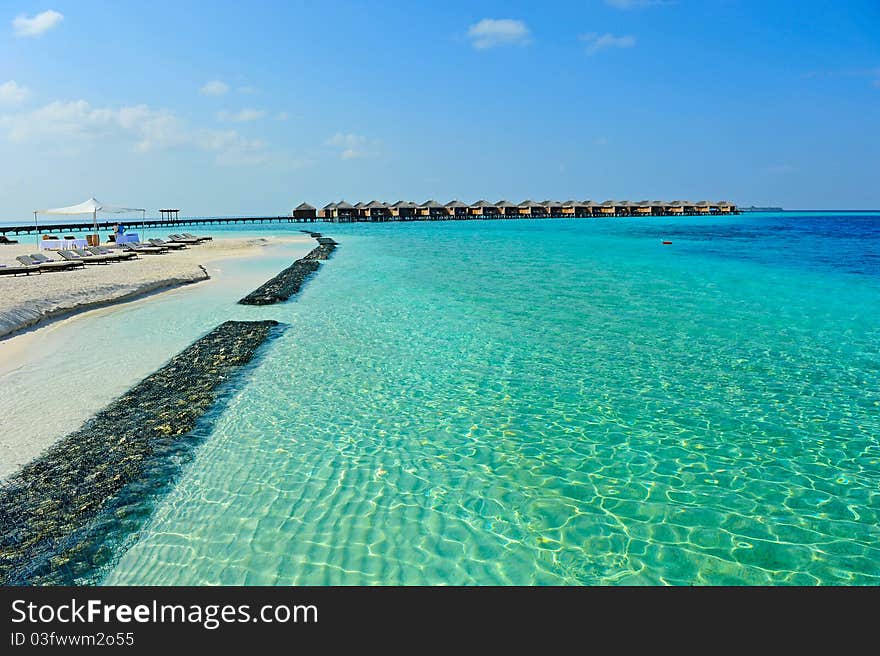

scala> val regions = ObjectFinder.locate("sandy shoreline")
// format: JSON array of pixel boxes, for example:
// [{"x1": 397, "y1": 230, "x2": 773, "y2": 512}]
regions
[{"x1": 0, "y1": 236, "x2": 307, "y2": 341}]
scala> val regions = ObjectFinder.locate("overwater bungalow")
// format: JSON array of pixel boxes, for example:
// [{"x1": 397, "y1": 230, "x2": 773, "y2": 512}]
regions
[
  {"x1": 541, "y1": 200, "x2": 564, "y2": 217},
  {"x1": 528, "y1": 201, "x2": 548, "y2": 218},
  {"x1": 598, "y1": 200, "x2": 618, "y2": 216},
  {"x1": 633, "y1": 201, "x2": 653, "y2": 216},
  {"x1": 516, "y1": 200, "x2": 534, "y2": 217},
  {"x1": 582, "y1": 201, "x2": 599, "y2": 217},
  {"x1": 390, "y1": 200, "x2": 418, "y2": 219},
  {"x1": 560, "y1": 200, "x2": 581, "y2": 217},
  {"x1": 303, "y1": 197, "x2": 736, "y2": 222},
  {"x1": 471, "y1": 200, "x2": 501, "y2": 218},
  {"x1": 335, "y1": 201, "x2": 357, "y2": 221},
  {"x1": 293, "y1": 202, "x2": 317, "y2": 220},
  {"x1": 666, "y1": 201, "x2": 686, "y2": 215},
  {"x1": 419, "y1": 200, "x2": 447, "y2": 219},
  {"x1": 445, "y1": 200, "x2": 469, "y2": 219},
  {"x1": 496, "y1": 200, "x2": 518, "y2": 217},
  {"x1": 468, "y1": 200, "x2": 488, "y2": 218},
  {"x1": 364, "y1": 200, "x2": 391, "y2": 221}
]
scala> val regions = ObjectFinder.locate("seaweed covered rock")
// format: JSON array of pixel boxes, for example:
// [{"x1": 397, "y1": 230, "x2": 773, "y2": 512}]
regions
[
  {"x1": 238, "y1": 235, "x2": 338, "y2": 305},
  {"x1": 0, "y1": 320, "x2": 282, "y2": 585}
]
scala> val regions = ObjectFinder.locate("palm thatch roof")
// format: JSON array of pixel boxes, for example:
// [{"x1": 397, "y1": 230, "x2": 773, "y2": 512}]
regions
[
  {"x1": 419, "y1": 199, "x2": 445, "y2": 209},
  {"x1": 365, "y1": 200, "x2": 386, "y2": 209},
  {"x1": 495, "y1": 200, "x2": 517, "y2": 208},
  {"x1": 322, "y1": 202, "x2": 338, "y2": 210},
  {"x1": 445, "y1": 200, "x2": 469, "y2": 208},
  {"x1": 295, "y1": 202, "x2": 316, "y2": 211},
  {"x1": 336, "y1": 201, "x2": 355, "y2": 210}
]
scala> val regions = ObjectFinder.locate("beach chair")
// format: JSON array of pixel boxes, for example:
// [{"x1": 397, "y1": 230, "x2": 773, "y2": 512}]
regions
[
  {"x1": 0, "y1": 235, "x2": 19, "y2": 245},
  {"x1": 148, "y1": 238, "x2": 187, "y2": 250},
  {"x1": 17, "y1": 254, "x2": 82, "y2": 272},
  {"x1": 58, "y1": 249, "x2": 110, "y2": 265},
  {"x1": 121, "y1": 242, "x2": 166, "y2": 255},
  {"x1": 0, "y1": 263, "x2": 38, "y2": 276},
  {"x1": 85, "y1": 246, "x2": 137, "y2": 261},
  {"x1": 167, "y1": 234, "x2": 200, "y2": 244},
  {"x1": 182, "y1": 232, "x2": 213, "y2": 242}
]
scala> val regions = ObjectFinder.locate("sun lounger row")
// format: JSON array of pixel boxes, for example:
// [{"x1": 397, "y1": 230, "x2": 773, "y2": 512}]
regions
[{"x1": 1, "y1": 234, "x2": 213, "y2": 276}]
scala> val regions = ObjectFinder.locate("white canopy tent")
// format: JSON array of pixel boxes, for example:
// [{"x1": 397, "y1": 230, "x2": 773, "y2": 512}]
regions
[{"x1": 33, "y1": 197, "x2": 147, "y2": 244}]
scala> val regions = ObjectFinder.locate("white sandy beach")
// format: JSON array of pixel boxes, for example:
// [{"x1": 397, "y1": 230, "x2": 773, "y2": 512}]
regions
[
  {"x1": 0, "y1": 233, "x2": 315, "y2": 479},
  {"x1": 0, "y1": 236, "x2": 310, "y2": 340}
]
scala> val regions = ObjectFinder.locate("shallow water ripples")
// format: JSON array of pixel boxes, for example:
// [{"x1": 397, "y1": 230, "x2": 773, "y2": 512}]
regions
[{"x1": 106, "y1": 219, "x2": 880, "y2": 585}]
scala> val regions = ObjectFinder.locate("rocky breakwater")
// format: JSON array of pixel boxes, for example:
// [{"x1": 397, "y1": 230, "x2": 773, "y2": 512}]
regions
[
  {"x1": 0, "y1": 319, "x2": 283, "y2": 585},
  {"x1": 238, "y1": 235, "x2": 338, "y2": 306}
]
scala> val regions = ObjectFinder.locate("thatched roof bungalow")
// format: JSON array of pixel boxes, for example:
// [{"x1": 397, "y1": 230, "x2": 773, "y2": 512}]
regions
[
  {"x1": 419, "y1": 200, "x2": 447, "y2": 219},
  {"x1": 390, "y1": 200, "x2": 418, "y2": 219},
  {"x1": 495, "y1": 200, "x2": 518, "y2": 216},
  {"x1": 335, "y1": 200, "x2": 356, "y2": 221},
  {"x1": 666, "y1": 200, "x2": 686, "y2": 215},
  {"x1": 445, "y1": 200, "x2": 469, "y2": 218},
  {"x1": 364, "y1": 200, "x2": 391, "y2": 220},
  {"x1": 320, "y1": 201, "x2": 337, "y2": 219},
  {"x1": 293, "y1": 202, "x2": 317, "y2": 220},
  {"x1": 541, "y1": 200, "x2": 563, "y2": 217}
]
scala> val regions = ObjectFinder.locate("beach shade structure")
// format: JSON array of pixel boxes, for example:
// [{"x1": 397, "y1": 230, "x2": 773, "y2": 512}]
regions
[{"x1": 34, "y1": 197, "x2": 146, "y2": 245}]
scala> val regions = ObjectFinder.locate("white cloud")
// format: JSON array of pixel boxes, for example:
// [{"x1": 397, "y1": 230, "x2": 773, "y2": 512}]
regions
[
  {"x1": 13, "y1": 9, "x2": 63, "y2": 37},
  {"x1": 605, "y1": 0, "x2": 667, "y2": 8},
  {"x1": 467, "y1": 18, "x2": 531, "y2": 50},
  {"x1": 200, "y1": 80, "x2": 229, "y2": 96},
  {"x1": 579, "y1": 32, "x2": 636, "y2": 55},
  {"x1": 0, "y1": 99, "x2": 268, "y2": 165},
  {"x1": 326, "y1": 132, "x2": 380, "y2": 160},
  {"x1": 217, "y1": 108, "x2": 266, "y2": 122},
  {"x1": 238, "y1": 85, "x2": 258, "y2": 94},
  {"x1": 0, "y1": 81, "x2": 30, "y2": 105}
]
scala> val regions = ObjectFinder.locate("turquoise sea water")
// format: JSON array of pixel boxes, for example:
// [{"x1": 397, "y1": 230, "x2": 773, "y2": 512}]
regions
[{"x1": 12, "y1": 213, "x2": 880, "y2": 584}]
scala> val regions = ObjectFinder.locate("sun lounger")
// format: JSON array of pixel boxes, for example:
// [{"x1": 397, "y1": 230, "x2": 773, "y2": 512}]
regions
[
  {"x1": 17, "y1": 254, "x2": 82, "y2": 272},
  {"x1": 85, "y1": 247, "x2": 137, "y2": 261},
  {"x1": 58, "y1": 249, "x2": 110, "y2": 265},
  {"x1": 182, "y1": 232, "x2": 212, "y2": 242},
  {"x1": 167, "y1": 234, "x2": 200, "y2": 244},
  {"x1": 29, "y1": 252, "x2": 86, "y2": 269},
  {"x1": 0, "y1": 264, "x2": 38, "y2": 276},
  {"x1": 149, "y1": 238, "x2": 186, "y2": 250},
  {"x1": 121, "y1": 242, "x2": 166, "y2": 254},
  {"x1": 0, "y1": 235, "x2": 19, "y2": 245}
]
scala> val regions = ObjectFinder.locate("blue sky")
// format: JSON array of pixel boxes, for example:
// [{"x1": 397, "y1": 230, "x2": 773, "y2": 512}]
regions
[{"x1": 1, "y1": 0, "x2": 878, "y2": 218}]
